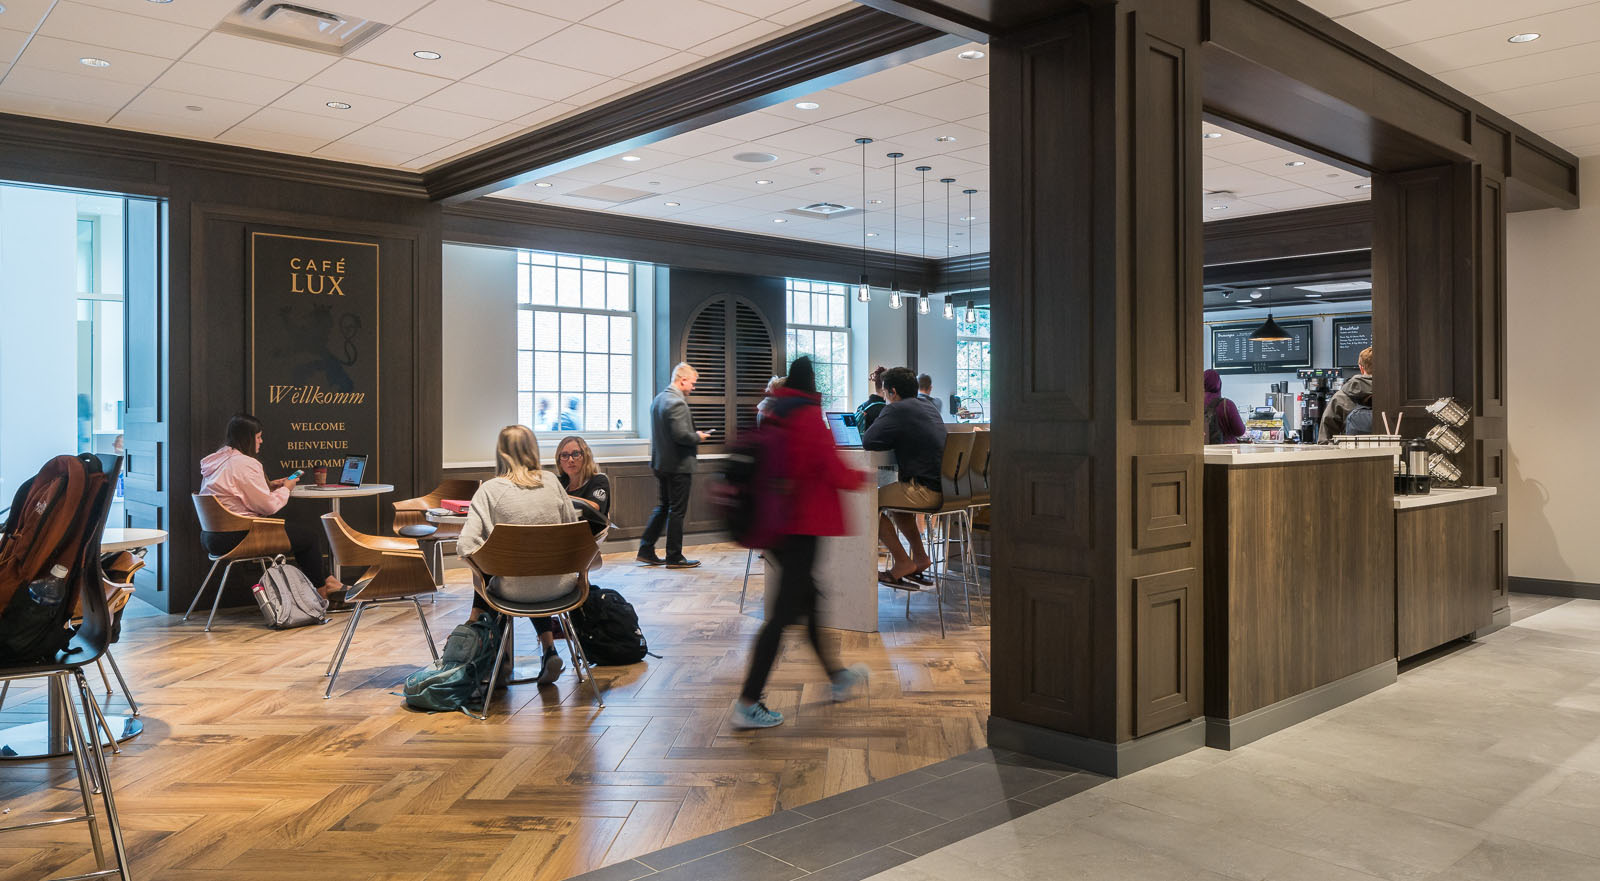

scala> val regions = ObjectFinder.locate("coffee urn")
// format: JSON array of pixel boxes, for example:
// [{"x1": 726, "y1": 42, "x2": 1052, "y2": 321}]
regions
[{"x1": 1401, "y1": 438, "x2": 1431, "y2": 494}]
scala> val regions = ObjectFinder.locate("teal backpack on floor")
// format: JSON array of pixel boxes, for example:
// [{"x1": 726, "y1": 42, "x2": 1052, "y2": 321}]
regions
[{"x1": 402, "y1": 612, "x2": 502, "y2": 714}]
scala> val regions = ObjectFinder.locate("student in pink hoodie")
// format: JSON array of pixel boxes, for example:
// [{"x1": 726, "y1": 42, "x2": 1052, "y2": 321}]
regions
[{"x1": 198, "y1": 413, "x2": 341, "y2": 599}]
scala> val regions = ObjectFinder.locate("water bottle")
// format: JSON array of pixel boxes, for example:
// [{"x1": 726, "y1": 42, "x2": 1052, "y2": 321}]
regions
[{"x1": 26, "y1": 564, "x2": 70, "y2": 605}]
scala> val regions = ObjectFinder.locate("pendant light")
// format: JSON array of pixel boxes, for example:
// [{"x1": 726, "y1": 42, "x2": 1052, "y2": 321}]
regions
[
  {"x1": 963, "y1": 188, "x2": 979, "y2": 323},
  {"x1": 916, "y1": 165, "x2": 931, "y2": 314},
  {"x1": 888, "y1": 151, "x2": 904, "y2": 310},
  {"x1": 855, "y1": 137, "x2": 872, "y2": 303},
  {"x1": 1249, "y1": 285, "x2": 1291, "y2": 342},
  {"x1": 941, "y1": 177, "x2": 956, "y2": 319}
]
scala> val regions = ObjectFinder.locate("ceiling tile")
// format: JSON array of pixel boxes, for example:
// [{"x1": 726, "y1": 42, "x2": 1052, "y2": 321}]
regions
[
  {"x1": 379, "y1": 103, "x2": 497, "y2": 139},
  {"x1": 1333, "y1": 0, "x2": 1582, "y2": 50},
  {"x1": 0, "y1": 0, "x2": 56, "y2": 34},
  {"x1": 511, "y1": 101, "x2": 577, "y2": 128},
  {"x1": 766, "y1": 0, "x2": 850, "y2": 26},
  {"x1": 111, "y1": 108, "x2": 234, "y2": 139},
  {"x1": 270, "y1": 83, "x2": 404, "y2": 125},
  {"x1": 16, "y1": 33, "x2": 172, "y2": 85},
  {"x1": 70, "y1": 0, "x2": 245, "y2": 28},
  {"x1": 232, "y1": 106, "x2": 366, "y2": 141},
  {"x1": 0, "y1": 62, "x2": 144, "y2": 105},
  {"x1": 315, "y1": 140, "x2": 419, "y2": 167},
  {"x1": 1307, "y1": 0, "x2": 1398, "y2": 16},
  {"x1": 117, "y1": 85, "x2": 257, "y2": 129},
  {"x1": 649, "y1": 128, "x2": 741, "y2": 157},
  {"x1": 1478, "y1": 73, "x2": 1600, "y2": 116},
  {"x1": 497, "y1": 0, "x2": 623, "y2": 19},
  {"x1": 399, "y1": 0, "x2": 565, "y2": 54},
  {"x1": 416, "y1": 81, "x2": 550, "y2": 121},
  {"x1": 521, "y1": 24, "x2": 678, "y2": 77},
  {"x1": 583, "y1": 0, "x2": 756, "y2": 52},
  {"x1": 1514, "y1": 101, "x2": 1600, "y2": 134},
  {"x1": 562, "y1": 77, "x2": 636, "y2": 108},
  {"x1": 0, "y1": 28, "x2": 27, "y2": 66},
  {"x1": 181, "y1": 31, "x2": 337, "y2": 81},
  {"x1": 1544, "y1": 121, "x2": 1600, "y2": 151},
  {"x1": 465, "y1": 54, "x2": 610, "y2": 100},
  {"x1": 818, "y1": 105, "x2": 944, "y2": 139},
  {"x1": 0, "y1": 89, "x2": 119, "y2": 123},
  {"x1": 615, "y1": 50, "x2": 702, "y2": 84},
  {"x1": 909, "y1": 43, "x2": 989, "y2": 81},
  {"x1": 1433, "y1": 39, "x2": 1600, "y2": 96},
  {"x1": 702, "y1": 0, "x2": 803, "y2": 16},
  {"x1": 215, "y1": 125, "x2": 331, "y2": 155},
  {"x1": 699, "y1": 111, "x2": 800, "y2": 142},
  {"x1": 320, "y1": 0, "x2": 436, "y2": 21},
  {"x1": 338, "y1": 124, "x2": 457, "y2": 155},
  {"x1": 832, "y1": 63, "x2": 958, "y2": 104},
  {"x1": 688, "y1": 19, "x2": 781, "y2": 58},
  {"x1": 1204, "y1": 138, "x2": 1298, "y2": 164},
  {"x1": 150, "y1": 61, "x2": 297, "y2": 105},
  {"x1": 892, "y1": 81, "x2": 989, "y2": 122},
  {"x1": 308, "y1": 59, "x2": 452, "y2": 104},
  {"x1": 38, "y1": 1, "x2": 207, "y2": 58},
  {"x1": 759, "y1": 124, "x2": 871, "y2": 157},
  {"x1": 348, "y1": 27, "x2": 505, "y2": 81},
  {"x1": 759, "y1": 88, "x2": 876, "y2": 123},
  {"x1": 1389, "y1": 5, "x2": 1600, "y2": 76}
]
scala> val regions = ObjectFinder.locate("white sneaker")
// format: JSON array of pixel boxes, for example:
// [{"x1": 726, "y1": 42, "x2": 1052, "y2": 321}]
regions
[{"x1": 831, "y1": 663, "x2": 870, "y2": 702}]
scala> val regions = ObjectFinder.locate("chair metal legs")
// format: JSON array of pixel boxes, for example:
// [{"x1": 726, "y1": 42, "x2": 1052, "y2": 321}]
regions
[
  {"x1": 414, "y1": 598, "x2": 440, "y2": 663},
  {"x1": 740, "y1": 549, "x2": 757, "y2": 612},
  {"x1": 182, "y1": 557, "x2": 224, "y2": 622},
  {"x1": 185, "y1": 556, "x2": 272, "y2": 631},
  {"x1": 324, "y1": 601, "x2": 367, "y2": 699},
  {"x1": 473, "y1": 611, "x2": 607, "y2": 720},
  {"x1": 0, "y1": 672, "x2": 132, "y2": 881},
  {"x1": 561, "y1": 611, "x2": 605, "y2": 709},
  {"x1": 104, "y1": 650, "x2": 139, "y2": 717}
]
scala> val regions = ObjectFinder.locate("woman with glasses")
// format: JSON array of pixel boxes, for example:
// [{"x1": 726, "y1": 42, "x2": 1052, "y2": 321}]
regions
[{"x1": 555, "y1": 435, "x2": 610, "y2": 539}]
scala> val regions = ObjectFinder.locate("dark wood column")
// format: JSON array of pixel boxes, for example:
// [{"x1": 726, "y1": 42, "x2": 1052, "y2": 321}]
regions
[{"x1": 987, "y1": 0, "x2": 1207, "y2": 776}]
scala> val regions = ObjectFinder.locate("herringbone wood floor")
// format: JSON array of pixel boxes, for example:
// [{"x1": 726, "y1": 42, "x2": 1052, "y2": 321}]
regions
[{"x1": 0, "y1": 543, "x2": 991, "y2": 881}]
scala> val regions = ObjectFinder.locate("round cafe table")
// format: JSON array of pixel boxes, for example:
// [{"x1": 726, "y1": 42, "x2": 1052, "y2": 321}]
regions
[
  {"x1": 291, "y1": 482, "x2": 394, "y2": 515},
  {"x1": 0, "y1": 528, "x2": 167, "y2": 761}
]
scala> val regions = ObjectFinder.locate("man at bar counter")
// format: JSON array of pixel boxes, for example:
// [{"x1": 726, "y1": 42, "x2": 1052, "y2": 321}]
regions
[
  {"x1": 638, "y1": 362, "x2": 712, "y2": 569},
  {"x1": 1319, "y1": 346, "x2": 1375, "y2": 441},
  {"x1": 863, "y1": 367, "x2": 946, "y2": 584}
]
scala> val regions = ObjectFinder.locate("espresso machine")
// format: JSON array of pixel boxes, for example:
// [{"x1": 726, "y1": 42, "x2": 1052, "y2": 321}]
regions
[{"x1": 1296, "y1": 368, "x2": 1341, "y2": 443}]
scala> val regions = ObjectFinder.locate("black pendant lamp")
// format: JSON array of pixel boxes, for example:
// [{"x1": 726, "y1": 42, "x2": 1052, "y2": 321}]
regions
[
  {"x1": 916, "y1": 165, "x2": 931, "y2": 315},
  {"x1": 941, "y1": 177, "x2": 956, "y2": 319},
  {"x1": 888, "y1": 151, "x2": 904, "y2": 310},
  {"x1": 963, "y1": 188, "x2": 979, "y2": 323},
  {"x1": 1249, "y1": 286, "x2": 1291, "y2": 342},
  {"x1": 855, "y1": 137, "x2": 873, "y2": 303}
]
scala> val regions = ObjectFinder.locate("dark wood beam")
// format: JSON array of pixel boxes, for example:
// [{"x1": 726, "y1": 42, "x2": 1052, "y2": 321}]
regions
[
  {"x1": 1203, "y1": 201, "x2": 1372, "y2": 265},
  {"x1": 853, "y1": 0, "x2": 1116, "y2": 39},
  {"x1": 1203, "y1": 251, "x2": 1369, "y2": 287},
  {"x1": 423, "y1": 7, "x2": 962, "y2": 204}
]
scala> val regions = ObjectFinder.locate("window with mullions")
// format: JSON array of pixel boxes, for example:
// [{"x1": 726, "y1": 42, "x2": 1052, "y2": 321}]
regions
[
  {"x1": 784, "y1": 278, "x2": 850, "y2": 412},
  {"x1": 956, "y1": 306, "x2": 991, "y2": 421},
  {"x1": 516, "y1": 250, "x2": 635, "y2": 434}
]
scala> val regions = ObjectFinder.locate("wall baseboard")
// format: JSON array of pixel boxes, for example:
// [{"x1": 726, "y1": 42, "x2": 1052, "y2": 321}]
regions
[
  {"x1": 1206, "y1": 660, "x2": 1397, "y2": 751},
  {"x1": 1509, "y1": 576, "x2": 1600, "y2": 601},
  {"x1": 988, "y1": 716, "x2": 1204, "y2": 778}
]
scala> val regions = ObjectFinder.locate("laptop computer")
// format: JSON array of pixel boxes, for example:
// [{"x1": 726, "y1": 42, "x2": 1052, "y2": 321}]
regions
[{"x1": 825, "y1": 412, "x2": 863, "y2": 447}]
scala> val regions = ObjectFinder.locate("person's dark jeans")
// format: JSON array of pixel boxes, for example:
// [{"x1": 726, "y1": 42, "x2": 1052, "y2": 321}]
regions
[
  {"x1": 201, "y1": 519, "x2": 327, "y2": 584},
  {"x1": 639, "y1": 470, "x2": 693, "y2": 558},
  {"x1": 470, "y1": 589, "x2": 556, "y2": 638},
  {"x1": 739, "y1": 535, "x2": 840, "y2": 703}
]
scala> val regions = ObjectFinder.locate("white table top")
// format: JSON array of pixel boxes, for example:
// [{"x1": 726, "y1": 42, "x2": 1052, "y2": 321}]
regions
[
  {"x1": 291, "y1": 482, "x2": 394, "y2": 499},
  {"x1": 426, "y1": 510, "x2": 467, "y2": 524},
  {"x1": 1393, "y1": 485, "x2": 1499, "y2": 510},
  {"x1": 102, "y1": 528, "x2": 168, "y2": 552},
  {"x1": 1203, "y1": 444, "x2": 1397, "y2": 466}
]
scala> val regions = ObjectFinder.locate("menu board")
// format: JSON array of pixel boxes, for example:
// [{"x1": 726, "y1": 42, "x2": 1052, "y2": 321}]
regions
[
  {"x1": 1210, "y1": 320, "x2": 1313, "y2": 373},
  {"x1": 1333, "y1": 315, "x2": 1373, "y2": 368}
]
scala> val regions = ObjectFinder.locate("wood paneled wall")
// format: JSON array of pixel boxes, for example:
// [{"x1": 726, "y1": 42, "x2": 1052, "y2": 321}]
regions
[{"x1": 989, "y1": 0, "x2": 1205, "y2": 760}]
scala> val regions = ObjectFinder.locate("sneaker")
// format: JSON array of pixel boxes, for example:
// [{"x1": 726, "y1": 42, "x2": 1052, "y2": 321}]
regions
[
  {"x1": 831, "y1": 663, "x2": 870, "y2": 703},
  {"x1": 536, "y1": 651, "x2": 565, "y2": 685},
  {"x1": 731, "y1": 700, "x2": 784, "y2": 729},
  {"x1": 664, "y1": 556, "x2": 701, "y2": 569},
  {"x1": 636, "y1": 550, "x2": 665, "y2": 566}
]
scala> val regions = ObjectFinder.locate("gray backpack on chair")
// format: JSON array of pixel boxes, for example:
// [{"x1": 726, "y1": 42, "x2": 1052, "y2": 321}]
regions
[{"x1": 251, "y1": 556, "x2": 328, "y2": 629}]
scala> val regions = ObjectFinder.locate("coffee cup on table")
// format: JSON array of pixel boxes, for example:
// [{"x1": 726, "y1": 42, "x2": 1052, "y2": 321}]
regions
[{"x1": 312, "y1": 466, "x2": 328, "y2": 485}]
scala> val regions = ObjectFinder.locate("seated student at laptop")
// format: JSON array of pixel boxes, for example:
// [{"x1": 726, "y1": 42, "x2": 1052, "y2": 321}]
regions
[
  {"x1": 861, "y1": 367, "x2": 945, "y2": 585},
  {"x1": 198, "y1": 413, "x2": 342, "y2": 600}
]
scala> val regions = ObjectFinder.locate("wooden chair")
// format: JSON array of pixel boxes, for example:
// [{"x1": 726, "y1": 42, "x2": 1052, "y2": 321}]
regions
[
  {"x1": 881, "y1": 432, "x2": 977, "y2": 636},
  {"x1": 187, "y1": 494, "x2": 295, "y2": 632},
  {"x1": 462, "y1": 521, "x2": 606, "y2": 718},
  {"x1": 320, "y1": 513, "x2": 440, "y2": 699},
  {"x1": 392, "y1": 478, "x2": 480, "y2": 583},
  {"x1": 964, "y1": 430, "x2": 993, "y2": 595}
]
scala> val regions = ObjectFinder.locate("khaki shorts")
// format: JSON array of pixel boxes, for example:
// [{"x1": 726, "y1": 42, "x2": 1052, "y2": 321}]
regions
[{"x1": 879, "y1": 481, "x2": 942, "y2": 512}]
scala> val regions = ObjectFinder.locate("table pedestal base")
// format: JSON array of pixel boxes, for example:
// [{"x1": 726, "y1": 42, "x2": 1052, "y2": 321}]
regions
[{"x1": 0, "y1": 715, "x2": 142, "y2": 760}]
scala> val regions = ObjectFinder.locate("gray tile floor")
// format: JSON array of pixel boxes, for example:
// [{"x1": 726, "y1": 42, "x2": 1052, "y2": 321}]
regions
[{"x1": 862, "y1": 595, "x2": 1600, "y2": 881}]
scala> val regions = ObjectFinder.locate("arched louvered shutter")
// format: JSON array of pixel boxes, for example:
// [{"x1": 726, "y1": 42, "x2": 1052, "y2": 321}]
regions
[{"x1": 680, "y1": 294, "x2": 778, "y2": 445}]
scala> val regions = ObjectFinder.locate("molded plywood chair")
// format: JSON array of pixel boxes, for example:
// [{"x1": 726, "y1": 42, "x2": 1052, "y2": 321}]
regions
[
  {"x1": 964, "y1": 430, "x2": 993, "y2": 598},
  {"x1": 320, "y1": 513, "x2": 440, "y2": 699},
  {"x1": 392, "y1": 478, "x2": 481, "y2": 583},
  {"x1": 462, "y1": 521, "x2": 606, "y2": 718},
  {"x1": 882, "y1": 432, "x2": 977, "y2": 636},
  {"x1": 187, "y1": 494, "x2": 295, "y2": 631}
]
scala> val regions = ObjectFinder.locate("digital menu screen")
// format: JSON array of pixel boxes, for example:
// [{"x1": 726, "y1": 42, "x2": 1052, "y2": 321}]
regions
[
  {"x1": 1210, "y1": 320, "x2": 1313, "y2": 374},
  {"x1": 1332, "y1": 315, "x2": 1373, "y2": 368}
]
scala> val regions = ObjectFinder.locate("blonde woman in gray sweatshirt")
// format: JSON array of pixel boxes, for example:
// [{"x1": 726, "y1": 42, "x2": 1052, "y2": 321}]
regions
[{"x1": 458, "y1": 424, "x2": 578, "y2": 684}]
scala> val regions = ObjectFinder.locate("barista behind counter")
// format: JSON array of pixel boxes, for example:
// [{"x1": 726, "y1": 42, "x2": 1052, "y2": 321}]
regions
[{"x1": 1320, "y1": 346, "x2": 1374, "y2": 440}]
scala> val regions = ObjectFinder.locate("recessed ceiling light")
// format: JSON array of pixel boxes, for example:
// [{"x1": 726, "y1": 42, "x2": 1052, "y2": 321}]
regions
[
  {"x1": 146, "y1": 0, "x2": 173, "y2": 3},
  {"x1": 659, "y1": 202, "x2": 678, "y2": 208},
  {"x1": 866, "y1": 232, "x2": 879, "y2": 237},
  {"x1": 1285, "y1": 160, "x2": 1305, "y2": 167},
  {"x1": 958, "y1": 49, "x2": 985, "y2": 60},
  {"x1": 868, "y1": 199, "x2": 882, "y2": 205},
  {"x1": 1250, "y1": 291, "x2": 1262, "y2": 299},
  {"x1": 79, "y1": 57, "x2": 111, "y2": 68},
  {"x1": 185, "y1": 105, "x2": 203, "y2": 111},
  {"x1": 755, "y1": 179, "x2": 773, "y2": 186},
  {"x1": 1297, "y1": 281, "x2": 1372, "y2": 293},
  {"x1": 733, "y1": 151, "x2": 778, "y2": 163},
  {"x1": 1508, "y1": 33, "x2": 1540, "y2": 43},
  {"x1": 1304, "y1": 292, "x2": 1322, "y2": 298},
  {"x1": 533, "y1": 181, "x2": 552, "y2": 188},
  {"x1": 794, "y1": 101, "x2": 820, "y2": 110},
  {"x1": 1210, "y1": 205, "x2": 1228, "y2": 211},
  {"x1": 1355, "y1": 183, "x2": 1371, "y2": 189},
  {"x1": 960, "y1": 215, "x2": 976, "y2": 221},
  {"x1": 948, "y1": 244, "x2": 957, "y2": 249},
  {"x1": 620, "y1": 155, "x2": 641, "y2": 162},
  {"x1": 413, "y1": 50, "x2": 442, "y2": 60},
  {"x1": 326, "y1": 101, "x2": 351, "y2": 109},
  {"x1": 1203, "y1": 132, "x2": 1222, "y2": 139},
  {"x1": 772, "y1": 218, "x2": 787, "y2": 223},
  {"x1": 935, "y1": 135, "x2": 956, "y2": 142}
]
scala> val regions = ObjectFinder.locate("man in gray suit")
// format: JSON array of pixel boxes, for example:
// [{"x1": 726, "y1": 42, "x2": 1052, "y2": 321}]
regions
[{"x1": 638, "y1": 362, "x2": 712, "y2": 568}]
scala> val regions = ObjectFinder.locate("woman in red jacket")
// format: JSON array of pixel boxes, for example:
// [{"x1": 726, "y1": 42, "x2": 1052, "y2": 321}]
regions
[{"x1": 732, "y1": 357, "x2": 872, "y2": 729}]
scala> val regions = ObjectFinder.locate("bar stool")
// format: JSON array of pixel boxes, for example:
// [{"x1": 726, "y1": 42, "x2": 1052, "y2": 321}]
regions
[
  {"x1": 964, "y1": 430, "x2": 992, "y2": 602},
  {"x1": 882, "y1": 432, "x2": 975, "y2": 637}
]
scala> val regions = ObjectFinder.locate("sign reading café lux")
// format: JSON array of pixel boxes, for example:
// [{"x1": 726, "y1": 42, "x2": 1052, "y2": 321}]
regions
[{"x1": 249, "y1": 231, "x2": 379, "y2": 481}]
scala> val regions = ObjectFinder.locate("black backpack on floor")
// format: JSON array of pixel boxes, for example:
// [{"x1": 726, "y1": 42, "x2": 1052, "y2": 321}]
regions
[{"x1": 568, "y1": 587, "x2": 648, "y2": 665}]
